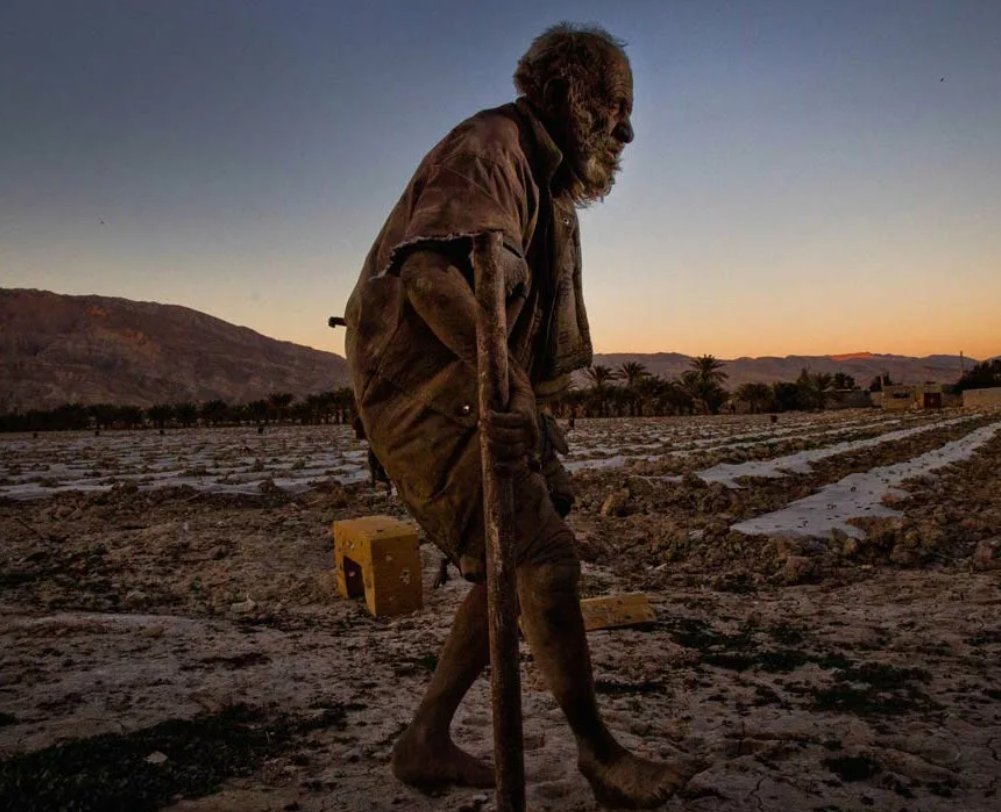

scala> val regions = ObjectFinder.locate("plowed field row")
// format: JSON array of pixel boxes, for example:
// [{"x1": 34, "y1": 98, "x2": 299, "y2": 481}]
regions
[{"x1": 569, "y1": 410, "x2": 1001, "y2": 584}]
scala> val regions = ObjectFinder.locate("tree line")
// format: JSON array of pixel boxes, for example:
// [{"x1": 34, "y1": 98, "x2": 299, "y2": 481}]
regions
[
  {"x1": 0, "y1": 388, "x2": 357, "y2": 433},
  {"x1": 954, "y1": 359, "x2": 1001, "y2": 392},
  {"x1": 4, "y1": 357, "x2": 994, "y2": 433},
  {"x1": 554, "y1": 354, "x2": 1001, "y2": 418},
  {"x1": 550, "y1": 355, "x2": 871, "y2": 418}
]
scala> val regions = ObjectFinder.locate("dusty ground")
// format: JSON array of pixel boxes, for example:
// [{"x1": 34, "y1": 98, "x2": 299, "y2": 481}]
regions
[{"x1": 1, "y1": 411, "x2": 999, "y2": 811}]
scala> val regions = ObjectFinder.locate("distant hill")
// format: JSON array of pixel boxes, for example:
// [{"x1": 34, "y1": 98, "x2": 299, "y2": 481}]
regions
[
  {"x1": 589, "y1": 351, "x2": 974, "y2": 389},
  {"x1": 0, "y1": 289, "x2": 348, "y2": 410}
]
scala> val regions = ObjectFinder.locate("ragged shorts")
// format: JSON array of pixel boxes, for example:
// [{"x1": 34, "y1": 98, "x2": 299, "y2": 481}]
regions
[{"x1": 358, "y1": 373, "x2": 577, "y2": 569}]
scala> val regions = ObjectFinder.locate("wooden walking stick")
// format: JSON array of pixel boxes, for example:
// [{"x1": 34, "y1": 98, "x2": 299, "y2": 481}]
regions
[{"x1": 473, "y1": 231, "x2": 526, "y2": 811}]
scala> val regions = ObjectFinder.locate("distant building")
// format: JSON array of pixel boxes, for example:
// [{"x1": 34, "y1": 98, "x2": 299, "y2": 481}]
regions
[
  {"x1": 963, "y1": 387, "x2": 1001, "y2": 408},
  {"x1": 880, "y1": 383, "x2": 959, "y2": 410},
  {"x1": 881, "y1": 384, "x2": 915, "y2": 411},
  {"x1": 915, "y1": 383, "x2": 945, "y2": 409}
]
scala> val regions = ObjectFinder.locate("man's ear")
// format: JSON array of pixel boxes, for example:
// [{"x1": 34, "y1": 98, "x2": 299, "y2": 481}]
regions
[{"x1": 541, "y1": 77, "x2": 570, "y2": 117}]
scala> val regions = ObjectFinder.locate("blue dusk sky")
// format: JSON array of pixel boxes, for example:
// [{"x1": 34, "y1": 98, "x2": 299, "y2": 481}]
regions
[{"x1": 2, "y1": 0, "x2": 999, "y2": 360}]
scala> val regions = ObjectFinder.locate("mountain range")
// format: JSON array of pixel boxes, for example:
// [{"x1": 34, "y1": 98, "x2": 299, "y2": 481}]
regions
[
  {"x1": 0, "y1": 288, "x2": 978, "y2": 410},
  {"x1": 0, "y1": 289, "x2": 348, "y2": 410}
]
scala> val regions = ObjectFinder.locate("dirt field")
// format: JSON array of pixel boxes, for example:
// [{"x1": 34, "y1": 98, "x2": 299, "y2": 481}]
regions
[{"x1": 2, "y1": 409, "x2": 999, "y2": 811}]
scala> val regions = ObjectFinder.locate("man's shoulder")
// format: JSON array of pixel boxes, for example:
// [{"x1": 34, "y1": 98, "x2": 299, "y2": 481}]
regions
[{"x1": 429, "y1": 103, "x2": 531, "y2": 173}]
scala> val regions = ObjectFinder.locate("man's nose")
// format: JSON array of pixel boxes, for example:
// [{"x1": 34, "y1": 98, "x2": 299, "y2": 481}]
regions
[{"x1": 614, "y1": 115, "x2": 634, "y2": 144}]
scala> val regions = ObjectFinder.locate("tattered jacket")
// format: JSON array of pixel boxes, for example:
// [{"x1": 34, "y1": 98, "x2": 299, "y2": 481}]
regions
[{"x1": 344, "y1": 97, "x2": 593, "y2": 427}]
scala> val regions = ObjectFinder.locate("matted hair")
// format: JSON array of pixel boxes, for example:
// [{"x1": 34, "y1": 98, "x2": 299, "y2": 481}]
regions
[{"x1": 513, "y1": 23, "x2": 627, "y2": 108}]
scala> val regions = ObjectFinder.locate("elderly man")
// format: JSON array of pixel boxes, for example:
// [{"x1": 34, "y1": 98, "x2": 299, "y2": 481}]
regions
[{"x1": 345, "y1": 24, "x2": 694, "y2": 808}]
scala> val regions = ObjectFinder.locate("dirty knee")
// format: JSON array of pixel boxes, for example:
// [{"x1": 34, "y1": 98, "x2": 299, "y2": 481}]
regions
[
  {"x1": 518, "y1": 522, "x2": 578, "y2": 568},
  {"x1": 519, "y1": 555, "x2": 580, "y2": 596}
]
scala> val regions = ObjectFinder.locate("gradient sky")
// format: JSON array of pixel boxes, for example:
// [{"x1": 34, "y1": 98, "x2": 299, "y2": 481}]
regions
[{"x1": 2, "y1": 0, "x2": 999, "y2": 360}]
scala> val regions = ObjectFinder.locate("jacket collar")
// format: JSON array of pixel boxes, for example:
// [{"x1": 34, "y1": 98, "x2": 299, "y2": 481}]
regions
[{"x1": 514, "y1": 97, "x2": 564, "y2": 186}]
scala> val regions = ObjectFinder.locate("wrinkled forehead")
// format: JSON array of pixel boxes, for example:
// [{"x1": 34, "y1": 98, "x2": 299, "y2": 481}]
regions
[{"x1": 604, "y1": 48, "x2": 633, "y2": 99}]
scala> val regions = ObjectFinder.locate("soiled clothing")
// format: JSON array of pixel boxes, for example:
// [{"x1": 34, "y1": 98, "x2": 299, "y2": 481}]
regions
[
  {"x1": 344, "y1": 97, "x2": 591, "y2": 566},
  {"x1": 358, "y1": 374, "x2": 573, "y2": 567}
]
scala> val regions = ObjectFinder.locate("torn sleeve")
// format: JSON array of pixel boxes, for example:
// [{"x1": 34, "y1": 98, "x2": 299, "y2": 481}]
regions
[{"x1": 380, "y1": 152, "x2": 530, "y2": 295}]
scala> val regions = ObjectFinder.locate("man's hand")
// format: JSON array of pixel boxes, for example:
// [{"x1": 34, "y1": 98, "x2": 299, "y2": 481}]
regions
[{"x1": 486, "y1": 364, "x2": 539, "y2": 472}]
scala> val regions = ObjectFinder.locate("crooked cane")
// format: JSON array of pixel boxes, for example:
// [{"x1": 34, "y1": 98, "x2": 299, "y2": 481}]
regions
[{"x1": 472, "y1": 231, "x2": 526, "y2": 812}]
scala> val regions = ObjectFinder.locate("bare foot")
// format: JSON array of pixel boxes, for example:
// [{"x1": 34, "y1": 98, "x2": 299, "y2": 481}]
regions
[
  {"x1": 391, "y1": 728, "x2": 495, "y2": 788},
  {"x1": 579, "y1": 746, "x2": 701, "y2": 809}
]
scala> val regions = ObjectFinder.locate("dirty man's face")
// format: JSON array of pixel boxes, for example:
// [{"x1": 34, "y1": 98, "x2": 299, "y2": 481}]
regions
[{"x1": 565, "y1": 51, "x2": 634, "y2": 203}]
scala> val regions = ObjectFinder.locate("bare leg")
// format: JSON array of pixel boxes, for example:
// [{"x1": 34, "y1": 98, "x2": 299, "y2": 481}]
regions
[
  {"x1": 518, "y1": 560, "x2": 699, "y2": 809},
  {"x1": 392, "y1": 584, "x2": 495, "y2": 787}
]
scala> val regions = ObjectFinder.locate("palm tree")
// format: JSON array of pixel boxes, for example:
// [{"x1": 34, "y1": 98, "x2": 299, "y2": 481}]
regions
[
  {"x1": 173, "y1": 402, "x2": 199, "y2": 427},
  {"x1": 812, "y1": 372, "x2": 834, "y2": 409},
  {"x1": 114, "y1": 405, "x2": 143, "y2": 428},
  {"x1": 247, "y1": 399, "x2": 270, "y2": 425},
  {"x1": 615, "y1": 362, "x2": 649, "y2": 416},
  {"x1": 290, "y1": 400, "x2": 314, "y2": 424},
  {"x1": 658, "y1": 378, "x2": 694, "y2": 415},
  {"x1": 690, "y1": 354, "x2": 728, "y2": 386},
  {"x1": 681, "y1": 367, "x2": 728, "y2": 415},
  {"x1": 634, "y1": 374, "x2": 665, "y2": 416},
  {"x1": 266, "y1": 392, "x2": 295, "y2": 423},
  {"x1": 52, "y1": 402, "x2": 90, "y2": 431},
  {"x1": 794, "y1": 369, "x2": 834, "y2": 410},
  {"x1": 618, "y1": 361, "x2": 649, "y2": 389},
  {"x1": 584, "y1": 364, "x2": 620, "y2": 388},
  {"x1": 88, "y1": 403, "x2": 118, "y2": 430},
  {"x1": 146, "y1": 403, "x2": 174, "y2": 430},
  {"x1": 686, "y1": 355, "x2": 729, "y2": 413},
  {"x1": 332, "y1": 387, "x2": 356, "y2": 424},
  {"x1": 315, "y1": 391, "x2": 338, "y2": 423},
  {"x1": 583, "y1": 364, "x2": 620, "y2": 417},
  {"x1": 200, "y1": 399, "x2": 229, "y2": 426},
  {"x1": 772, "y1": 381, "x2": 801, "y2": 412},
  {"x1": 735, "y1": 382, "x2": 773, "y2": 414},
  {"x1": 679, "y1": 369, "x2": 700, "y2": 395}
]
